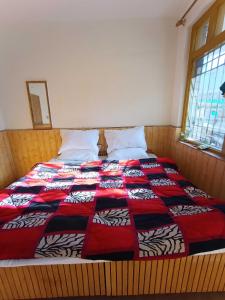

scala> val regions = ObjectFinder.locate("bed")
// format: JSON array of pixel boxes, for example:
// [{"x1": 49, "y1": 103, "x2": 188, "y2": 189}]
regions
[{"x1": 0, "y1": 154, "x2": 225, "y2": 299}]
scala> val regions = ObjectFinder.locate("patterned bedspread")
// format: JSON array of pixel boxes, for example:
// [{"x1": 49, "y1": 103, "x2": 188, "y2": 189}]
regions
[{"x1": 0, "y1": 157, "x2": 225, "y2": 260}]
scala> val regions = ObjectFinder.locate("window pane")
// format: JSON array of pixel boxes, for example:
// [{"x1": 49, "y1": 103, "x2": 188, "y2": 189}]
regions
[
  {"x1": 185, "y1": 42, "x2": 225, "y2": 151},
  {"x1": 216, "y1": 2, "x2": 225, "y2": 35},
  {"x1": 195, "y1": 20, "x2": 209, "y2": 50}
]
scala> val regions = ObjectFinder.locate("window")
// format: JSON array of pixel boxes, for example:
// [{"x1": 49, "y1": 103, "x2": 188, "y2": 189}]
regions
[{"x1": 182, "y1": 0, "x2": 225, "y2": 153}]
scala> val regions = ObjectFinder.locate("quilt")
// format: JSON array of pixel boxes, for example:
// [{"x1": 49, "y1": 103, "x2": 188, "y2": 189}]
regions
[{"x1": 0, "y1": 157, "x2": 225, "y2": 260}]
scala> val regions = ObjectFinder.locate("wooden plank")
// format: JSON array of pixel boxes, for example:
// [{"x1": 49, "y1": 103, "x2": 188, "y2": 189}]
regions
[
  {"x1": 81, "y1": 264, "x2": 89, "y2": 296},
  {"x1": 155, "y1": 260, "x2": 163, "y2": 294},
  {"x1": 160, "y1": 259, "x2": 169, "y2": 294},
  {"x1": 207, "y1": 254, "x2": 222, "y2": 291},
  {"x1": 165, "y1": 259, "x2": 175, "y2": 293},
  {"x1": 76, "y1": 264, "x2": 84, "y2": 296},
  {"x1": 133, "y1": 261, "x2": 140, "y2": 295},
  {"x1": 63, "y1": 265, "x2": 74, "y2": 297},
  {"x1": 138, "y1": 260, "x2": 146, "y2": 295},
  {"x1": 69, "y1": 264, "x2": 79, "y2": 296},
  {"x1": 186, "y1": 256, "x2": 199, "y2": 293},
  {"x1": 86, "y1": 264, "x2": 95, "y2": 296},
  {"x1": 92, "y1": 263, "x2": 101, "y2": 296},
  {"x1": 218, "y1": 265, "x2": 225, "y2": 291},
  {"x1": 0, "y1": 268, "x2": 14, "y2": 300},
  {"x1": 191, "y1": 255, "x2": 204, "y2": 292},
  {"x1": 180, "y1": 256, "x2": 192, "y2": 293},
  {"x1": 149, "y1": 260, "x2": 157, "y2": 294},
  {"x1": 212, "y1": 255, "x2": 225, "y2": 291},
  {"x1": 122, "y1": 261, "x2": 128, "y2": 296},
  {"x1": 10, "y1": 267, "x2": 26, "y2": 299},
  {"x1": 105, "y1": 263, "x2": 111, "y2": 296},
  {"x1": 99, "y1": 263, "x2": 106, "y2": 295},
  {"x1": 202, "y1": 254, "x2": 216, "y2": 292},
  {"x1": 57, "y1": 264, "x2": 69, "y2": 297},
  {"x1": 110, "y1": 262, "x2": 117, "y2": 296},
  {"x1": 127, "y1": 260, "x2": 134, "y2": 295},
  {"x1": 116, "y1": 261, "x2": 122, "y2": 296},
  {"x1": 28, "y1": 265, "x2": 43, "y2": 298},
  {"x1": 143, "y1": 261, "x2": 151, "y2": 295}
]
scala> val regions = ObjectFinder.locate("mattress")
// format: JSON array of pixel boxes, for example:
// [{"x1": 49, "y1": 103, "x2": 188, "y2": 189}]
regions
[
  {"x1": 0, "y1": 248, "x2": 224, "y2": 268},
  {"x1": 50, "y1": 153, "x2": 157, "y2": 163}
]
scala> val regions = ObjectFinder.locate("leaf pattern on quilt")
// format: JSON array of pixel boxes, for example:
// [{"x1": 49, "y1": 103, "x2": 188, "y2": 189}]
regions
[
  {"x1": 184, "y1": 186, "x2": 209, "y2": 198},
  {"x1": 165, "y1": 168, "x2": 178, "y2": 174},
  {"x1": 141, "y1": 163, "x2": 161, "y2": 169},
  {"x1": 31, "y1": 172, "x2": 56, "y2": 179},
  {"x1": 102, "y1": 163, "x2": 120, "y2": 171},
  {"x1": 128, "y1": 188, "x2": 157, "y2": 199},
  {"x1": 59, "y1": 166, "x2": 80, "y2": 173},
  {"x1": 123, "y1": 169, "x2": 144, "y2": 177},
  {"x1": 99, "y1": 181, "x2": 123, "y2": 189},
  {"x1": 76, "y1": 172, "x2": 99, "y2": 179},
  {"x1": 169, "y1": 205, "x2": 213, "y2": 216},
  {"x1": 3, "y1": 212, "x2": 52, "y2": 229},
  {"x1": 138, "y1": 224, "x2": 185, "y2": 257},
  {"x1": 93, "y1": 208, "x2": 131, "y2": 226},
  {"x1": 150, "y1": 179, "x2": 176, "y2": 186},
  {"x1": 7, "y1": 182, "x2": 25, "y2": 190},
  {"x1": 0, "y1": 194, "x2": 34, "y2": 207},
  {"x1": 35, "y1": 233, "x2": 85, "y2": 258},
  {"x1": 44, "y1": 181, "x2": 73, "y2": 191},
  {"x1": 65, "y1": 191, "x2": 96, "y2": 203}
]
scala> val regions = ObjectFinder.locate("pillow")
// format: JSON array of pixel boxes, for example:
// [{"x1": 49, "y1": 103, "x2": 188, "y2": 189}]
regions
[
  {"x1": 58, "y1": 149, "x2": 98, "y2": 161},
  {"x1": 107, "y1": 148, "x2": 148, "y2": 160},
  {"x1": 59, "y1": 129, "x2": 99, "y2": 154},
  {"x1": 105, "y1": 126, "x2": 147, "y2": 153}
]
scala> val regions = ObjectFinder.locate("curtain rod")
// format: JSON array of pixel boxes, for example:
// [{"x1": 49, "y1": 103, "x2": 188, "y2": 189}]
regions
[{"x1": 176, "y1": 0, "x2": 198, "y2": 27}]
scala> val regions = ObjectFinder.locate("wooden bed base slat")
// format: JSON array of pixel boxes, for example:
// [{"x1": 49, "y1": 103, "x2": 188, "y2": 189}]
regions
[{"x1": 0, "y1": 253, "x2": 224, "y2": 299}]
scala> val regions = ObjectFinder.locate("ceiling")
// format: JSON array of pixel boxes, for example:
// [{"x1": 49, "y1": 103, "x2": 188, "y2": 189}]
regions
[{"x1": 0, "y1": 0, "x2": 192, "y2": 24}]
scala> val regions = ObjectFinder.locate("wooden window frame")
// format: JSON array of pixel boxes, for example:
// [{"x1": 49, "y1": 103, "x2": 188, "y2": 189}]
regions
[{"x1": 181, "y1": 0, "x2": 225, "y2": 156}]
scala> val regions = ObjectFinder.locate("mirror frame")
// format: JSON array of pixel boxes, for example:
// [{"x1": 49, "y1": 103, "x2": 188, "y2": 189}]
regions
[{"x1": 26, "y1": 80, "x2": 52, "y2": 129}]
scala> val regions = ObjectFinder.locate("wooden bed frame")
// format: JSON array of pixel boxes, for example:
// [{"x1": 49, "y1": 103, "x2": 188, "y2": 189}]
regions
[
  {"x1": 0, "y1": 253, "x2": 224, "y2": 299},
  {"x1": 0, "y1": 127, "x2": 224, "y2": 299}
]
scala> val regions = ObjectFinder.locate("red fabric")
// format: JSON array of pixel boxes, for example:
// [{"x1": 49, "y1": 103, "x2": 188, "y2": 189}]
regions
[{"x1": 0, "y1": 157, "x2": 224, "y2": 261}]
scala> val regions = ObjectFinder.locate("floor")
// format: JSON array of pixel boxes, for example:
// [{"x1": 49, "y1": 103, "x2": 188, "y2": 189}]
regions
[{"x1": 48, "y1": 293, "x2": 225, "y2": 300}]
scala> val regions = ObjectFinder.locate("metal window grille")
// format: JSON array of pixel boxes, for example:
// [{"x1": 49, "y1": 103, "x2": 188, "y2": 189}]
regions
[{"x1": 185, "y1": 42, "x2": 225, "y2": 151}]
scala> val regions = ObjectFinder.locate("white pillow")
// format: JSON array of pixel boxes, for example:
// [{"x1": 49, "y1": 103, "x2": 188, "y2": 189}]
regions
[
  {"x1": 105, "y1": 126, "x2": 147, "y2": 153},
  {"x1": 107, "y1": 148, "x2": 148, "y2": 160},
  {"x1": 59, "y1": 129, "x2": 99, "y2": 154},
  {"x1": 58, "y1": 149, "x2": 98, "y2": 161}
]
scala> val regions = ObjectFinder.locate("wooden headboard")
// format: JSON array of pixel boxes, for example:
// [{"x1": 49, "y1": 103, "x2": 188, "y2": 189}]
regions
[
  {"x1": 1, "y1": 126, "x2": 225, "y2": 200},
  {"x1": 5, "y1": 126, "x2": 172, "y2": 179}
]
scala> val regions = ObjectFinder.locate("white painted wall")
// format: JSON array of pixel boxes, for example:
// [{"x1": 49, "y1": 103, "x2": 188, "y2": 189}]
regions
[
  {"x1": 170, "y1": 0, "x2": 214, "y2": 127},
  {"x1": 0, "y1": 19, "x2": 176, "y2": 129},
  {"x1": 0, "y1": 109, "x2": 5, "y2": 130}
]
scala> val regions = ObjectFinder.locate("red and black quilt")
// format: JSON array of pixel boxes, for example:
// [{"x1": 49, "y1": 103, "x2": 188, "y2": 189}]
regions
[{"x1": 0, "y1": 157, "x2": 225, "y2": 260}]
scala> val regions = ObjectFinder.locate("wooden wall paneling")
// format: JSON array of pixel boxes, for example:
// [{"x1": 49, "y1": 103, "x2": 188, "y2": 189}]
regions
[
  {"x1": 0, "y1": 131, "x2": 16, "y2": 188},
  {"x1": 211, "y1": 159, "x2": 225, "y2": 198},
  {"x1": 170, "y1": 133, "x2": 225, "y2": 200},
  {"x1": 204, "y1": 156, "x2": 217, "y2": 196},
  {"x1": 7, "y1": 129, "x2": 61, "y2": 178}
]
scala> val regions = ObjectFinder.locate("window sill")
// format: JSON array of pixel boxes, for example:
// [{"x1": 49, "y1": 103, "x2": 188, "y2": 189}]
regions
[{"x1": 178, "y1": 140, "x2": 225, "y2": 161}]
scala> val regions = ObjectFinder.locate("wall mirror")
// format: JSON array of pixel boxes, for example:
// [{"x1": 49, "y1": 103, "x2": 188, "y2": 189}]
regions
[{"x1": 26, "y1": 81, "x2": 52, "y2": 129}]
